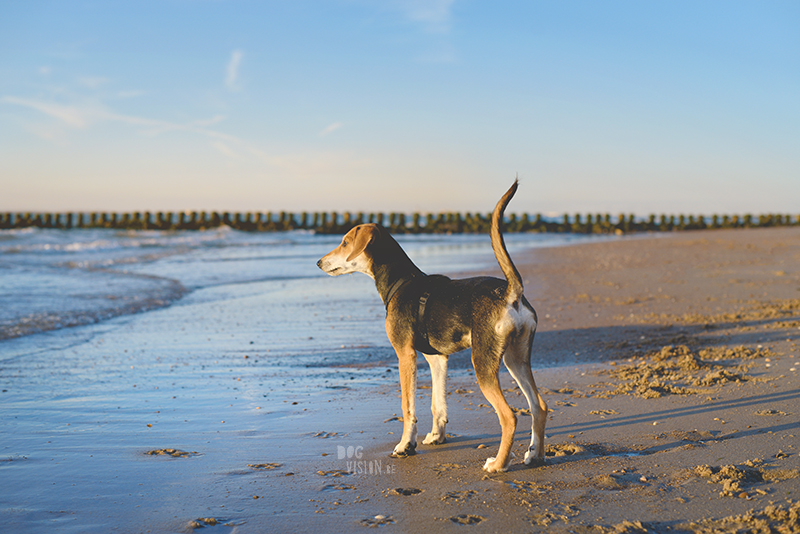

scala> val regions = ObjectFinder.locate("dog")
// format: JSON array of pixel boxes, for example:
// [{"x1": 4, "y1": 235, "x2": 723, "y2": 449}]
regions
[{"x1": 316, "y1": 180, "x2": 547, "y2": 472}]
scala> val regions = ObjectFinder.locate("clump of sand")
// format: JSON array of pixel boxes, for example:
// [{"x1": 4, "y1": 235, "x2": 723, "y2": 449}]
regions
[
  {"x1": 683, "y1": 499, "x2": 800, "y2": 533},
  {"x1": 692, "y1": 459, "x2": 800, "y2": 498},
  {"x1": 590, "y1": 520, "x2": 651, "y2": 533},
  {"x1": 528, "y1": 505, "x2": 580, "y2": 527},
  {"x1": 595, "y1": 344, "x2": 766, "y2": 398},
  {"x1": 694, "y1": 464, "x2": 755, "y2": 497}
]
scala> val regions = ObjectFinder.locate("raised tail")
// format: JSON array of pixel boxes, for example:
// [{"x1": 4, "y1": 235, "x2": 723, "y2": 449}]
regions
[{"x1": 491, "y1": 179, "x2": 524, "y2": 304}]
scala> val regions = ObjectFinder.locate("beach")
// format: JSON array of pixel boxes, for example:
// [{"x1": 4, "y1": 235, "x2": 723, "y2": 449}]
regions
[{"x1": 1, "y1": 227, "x2": 799, "y2": 533}]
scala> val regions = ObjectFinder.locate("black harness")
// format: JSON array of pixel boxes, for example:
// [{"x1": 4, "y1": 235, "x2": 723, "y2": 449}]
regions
[
  {"x1": 384, "y1": 278, "x2": 408, "y2": 310},
  {"x1": 415, "y1": 290, "x2": 439, "y2": 354},
  {"x1": 384, "y1": 278, "x2": 440, "y2": 355}
]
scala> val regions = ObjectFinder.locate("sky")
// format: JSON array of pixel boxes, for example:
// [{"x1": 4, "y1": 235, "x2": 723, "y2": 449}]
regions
[{"x1": 1, "y1": 1, "x2": 798, "y2": 216}]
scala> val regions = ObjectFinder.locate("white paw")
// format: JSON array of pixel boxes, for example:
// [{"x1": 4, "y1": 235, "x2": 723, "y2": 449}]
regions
[
  {"x1": 524, "y1": 449, "x2": 545, "y2": 466},
  {"x1": 422, "y1": 432, "x2": 446, "y2": 445},
  {"x1": 482, "y1": 456, "x2": 508, "y2": 473},
  {"x1": 391, "y1": 441, "x2": 416, "y2": 458}
]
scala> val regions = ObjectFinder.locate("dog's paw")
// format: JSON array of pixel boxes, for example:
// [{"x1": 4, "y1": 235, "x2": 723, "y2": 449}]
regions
[
  {"x1": 422, "y1": 432, "x2": 446, "y2": 445},
  {"x1": 482, "y1": 456, "x2": 509, "y2": 473},
  {"x1": 390, "y1": 442, "x2": 416, "y2": 458},
  {"x1": 524, "y1": 449, "x2": 545, "y2": 467}
]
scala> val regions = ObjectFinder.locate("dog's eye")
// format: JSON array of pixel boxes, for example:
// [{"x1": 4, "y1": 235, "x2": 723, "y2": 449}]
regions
[{"x1": 342, "y1": 240, "x2": 348, "y2": 247}]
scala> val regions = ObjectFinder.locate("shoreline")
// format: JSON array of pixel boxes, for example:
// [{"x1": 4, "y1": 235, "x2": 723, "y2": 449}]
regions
[{"x1": 1, "y1": 227, "x2": 799, "y2": 533}]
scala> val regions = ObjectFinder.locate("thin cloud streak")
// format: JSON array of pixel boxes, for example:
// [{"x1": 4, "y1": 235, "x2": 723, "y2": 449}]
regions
[
  {"x1": 225, "y1": 49, "x2": 244, "y2": 91},
  {"x1": 319, "y1": 122, "x2": 343, "y2": 137},
  {"x1": 395, "y1": 0, "x2": 455, "y2": 33},
  {"x1": 2, "y1": 96, "x2": 88, "y2": 128},
  {"x1": 2, "y1": 94, "x2": 369, "y2": 180},
  {"x1": 212, "y1": 141, "x2": 238, "y2": 158},
  {"x1": 2, "y1": 95, "x2": 239, "y2": 143}
]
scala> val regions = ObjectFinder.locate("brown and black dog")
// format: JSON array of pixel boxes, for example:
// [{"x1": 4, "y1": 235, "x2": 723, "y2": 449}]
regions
[{"x1": 317, "y1": 181, "x2": 547, "y2": 472}]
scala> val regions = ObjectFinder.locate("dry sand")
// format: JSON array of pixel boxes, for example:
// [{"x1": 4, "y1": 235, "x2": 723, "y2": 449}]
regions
[{"x1": 2, "y1": 227, "x2": 799, "y2": 533}]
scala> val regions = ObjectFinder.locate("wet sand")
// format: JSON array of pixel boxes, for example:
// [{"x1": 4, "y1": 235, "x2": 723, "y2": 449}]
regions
[{"x1": 2, "y1": 227, "x2": 799, "y2": 533}]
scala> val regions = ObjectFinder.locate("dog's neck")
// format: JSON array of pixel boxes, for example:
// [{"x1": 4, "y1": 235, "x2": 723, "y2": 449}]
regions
[{"x1": 371, "y1": 237, "x2": 424, "y2": 307}]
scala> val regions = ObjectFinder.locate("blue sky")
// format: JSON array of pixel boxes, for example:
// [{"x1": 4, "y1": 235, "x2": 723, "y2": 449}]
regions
[{"x1": 1, "y1": 1, "x2": 798, "y2": 216}]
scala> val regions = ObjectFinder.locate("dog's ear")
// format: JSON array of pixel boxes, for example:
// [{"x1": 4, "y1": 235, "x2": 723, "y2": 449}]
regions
[{"x1": 346, "y1": 225, "x2": 377, "y2": 262}]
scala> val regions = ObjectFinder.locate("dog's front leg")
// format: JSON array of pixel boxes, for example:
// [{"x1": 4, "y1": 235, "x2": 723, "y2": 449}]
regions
[
  {"x1": 422, "y1": 353, "x2": 448, "y2": 445},
  {"x1": 391, "y1": 346, "x2": 418, "y2": 457}
]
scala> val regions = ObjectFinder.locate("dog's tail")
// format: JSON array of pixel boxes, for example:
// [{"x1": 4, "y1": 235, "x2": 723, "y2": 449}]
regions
[{"x1": 491, "y1": 179, "x2": 524, "y2": 304}]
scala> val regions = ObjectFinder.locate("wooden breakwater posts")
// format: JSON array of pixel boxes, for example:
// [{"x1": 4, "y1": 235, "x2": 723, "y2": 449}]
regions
[{"x1": 0, "y1": 211, "x2": 798, "y2": 235}]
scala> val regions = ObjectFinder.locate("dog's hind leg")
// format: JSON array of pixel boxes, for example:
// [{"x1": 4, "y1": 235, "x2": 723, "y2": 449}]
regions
[
  {"x1": 390, "y1": 345, "x2": 418, "y2": 457},
  {"x1": 422, "y1": 353, "x2": 448, "y2": 445},
  {"x1": 472, "y1": 348, "x2": 517, "y2": 473},
  {"x1": 503, "y1": 335, "x2": 548, "y2": 465}
]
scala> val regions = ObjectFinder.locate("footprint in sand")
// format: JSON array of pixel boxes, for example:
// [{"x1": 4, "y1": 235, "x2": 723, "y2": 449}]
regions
[
  {"x1": 545, "y1": 443, "x2": 587, "y2": 457},
  {"x1": 449, "y1": 514, "x2": 484, "y2": 525},
  {"x1": 441, "y1": 490, "x2": 478, "y2": 503},
  {"x1": 188, "y1": 517, "x2": 244, "y2": 529},
  {"x1": 248, "y1": 462, "x2": 282, "y2": 470},
  {"x1": 387, "y1": 487, "x2": 422, "y2": 496},
  {"x1": 322, "y1": 483, "x2": 356, "y2": 491},
  {"x1": 360, "y1": 514, "x2": 394, "y2": 527},
  {"x1": 317, "y1": 469, "x2": 351, "y2": 477},
  {"x1": 145, "y1": 448, "x2": 198, "y2": 458},
  {"x1": 756, "y1": 409, "x2": 789, "y2": 416},
  {"x1": 433, "y1": 463, "x2": 467, "y2": 473}
]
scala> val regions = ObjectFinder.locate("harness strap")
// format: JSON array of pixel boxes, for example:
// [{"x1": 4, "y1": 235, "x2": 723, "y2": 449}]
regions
[
  {"x1": 418, "y1": 291, "x2": 430, "y2": 325},
  {"x1": 384, "y1": 278, "x2": 409, "y2": 310},
  {"x1": 385, "y1": 278, "x2": 439, "y2": 355},
  {"x1": 417, "y1": 290, "x2": 439, "y2": 354}
]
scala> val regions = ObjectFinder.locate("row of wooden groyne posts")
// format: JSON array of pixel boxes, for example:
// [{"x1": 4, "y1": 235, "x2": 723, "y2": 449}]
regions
[{"x1": 1, "y1": 211, "x2": 798, "y2": 235}]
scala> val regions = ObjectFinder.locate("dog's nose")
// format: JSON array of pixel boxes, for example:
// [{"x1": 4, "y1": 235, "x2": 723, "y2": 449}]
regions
[{"x1": 316, "y1": 259, "x2": 323, "y2": 269}]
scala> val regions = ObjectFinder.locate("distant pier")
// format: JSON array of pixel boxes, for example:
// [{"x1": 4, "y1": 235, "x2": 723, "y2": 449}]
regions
[{"x1": 0, "y1": 211, "x2": 797, "y2": 234}]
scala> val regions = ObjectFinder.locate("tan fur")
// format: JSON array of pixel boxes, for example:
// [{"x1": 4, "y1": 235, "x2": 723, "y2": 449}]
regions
[{"x1": 318, "y1": 181, "x2": 547, "y2": 472}]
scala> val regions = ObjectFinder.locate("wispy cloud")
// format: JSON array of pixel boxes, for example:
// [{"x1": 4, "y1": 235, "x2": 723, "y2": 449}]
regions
[
  {"x1": 2, "y1": 95, "x2": 361, "y2": 177},
  {"x1": 115, "y1": 90, "x2": 145, "y2": 99},
  {"x1": 319, "y1": 122, "x2": 343, "y2": 137},
  {"x1": 225, "y1": 49, "x2": 244, "y2": 91},
  {"x1": 395, "y1": 0, "x2": 456, "y2": 34},
  {"x1": 380, "y1": 0, "x2": 458, "y2": 63},
  {"x1": 1, "y1": 95, "x2": 239, "y2": 144},
  {"x1": 79, "y1": 76, "x2": 110, "y2": 89},
  {"x1": 193, "y1": 114, "x2": 227, "y2": 127},
  {"x1": 212, "y1": 141, "x2": 238, "y2": 158},
  {"x1": 1, "y1": 96, "x2": 88, "y2": 128}
]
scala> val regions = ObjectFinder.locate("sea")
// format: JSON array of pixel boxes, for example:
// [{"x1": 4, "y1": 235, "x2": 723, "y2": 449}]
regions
[
  {"x1": 0, "y1": 227, "x2": 602, "y2": 357},
  {"x1": 0, "y1": 226, "x2": 616, "y2": 531}
]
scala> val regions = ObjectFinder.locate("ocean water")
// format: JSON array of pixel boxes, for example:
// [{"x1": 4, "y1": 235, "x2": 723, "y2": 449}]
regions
[
  {"x1": 0, "y1": 227, "x2": 600, "y2": 346},
  {"x1": 0, "y1": 226, "x2": 619, "y2": 532}
]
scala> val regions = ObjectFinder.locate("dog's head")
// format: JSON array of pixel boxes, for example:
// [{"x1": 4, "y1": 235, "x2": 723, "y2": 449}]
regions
[{"x1": 317, "y1": 224, "x2": 381, "y2": 278}]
